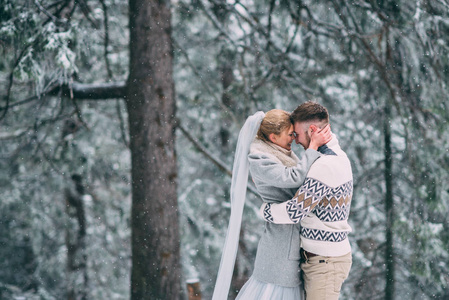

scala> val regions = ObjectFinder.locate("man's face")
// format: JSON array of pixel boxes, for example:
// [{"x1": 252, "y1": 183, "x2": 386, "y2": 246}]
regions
[{"x1": 293, "y1": 122, "x2": 311, "y2": 150}]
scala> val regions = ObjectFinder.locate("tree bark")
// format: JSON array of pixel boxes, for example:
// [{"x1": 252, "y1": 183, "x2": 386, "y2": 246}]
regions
[
  {"x1": 384, "y1": 103, "x2": 395, "y2": 300},
  {"x1": 218, "y1": 49, "x2": 235, "y2": 152},
  {"x1": 126, "y1": 0, "x2": 181, "y2": 299},
  {"x1": 65, "y1": 174, "x2": 88, "y2": 300}
]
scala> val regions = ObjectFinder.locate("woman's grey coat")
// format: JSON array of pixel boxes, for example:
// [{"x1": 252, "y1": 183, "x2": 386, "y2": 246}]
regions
[{"x1": 248, "y1": 140, "x2": 320, "y2": 287}]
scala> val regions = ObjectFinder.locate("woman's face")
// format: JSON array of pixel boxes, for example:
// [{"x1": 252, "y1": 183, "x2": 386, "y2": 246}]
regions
[{"x1": 271, "y1": 124, "x2": 295, "y2": 151}]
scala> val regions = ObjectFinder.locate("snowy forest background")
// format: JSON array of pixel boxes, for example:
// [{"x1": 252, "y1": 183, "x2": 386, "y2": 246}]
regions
[{"x1": 1, "y1": 0, "x2": 449, "y2": 299}]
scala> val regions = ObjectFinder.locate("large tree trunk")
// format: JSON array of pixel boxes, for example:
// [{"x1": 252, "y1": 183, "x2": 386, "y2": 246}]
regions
[{"x1": 126, "y1": 0, "x2": 181, "y2": 299}]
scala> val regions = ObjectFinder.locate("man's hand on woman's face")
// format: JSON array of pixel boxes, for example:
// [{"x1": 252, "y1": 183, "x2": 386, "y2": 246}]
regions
[{"x1": 310, "y1": 124, "x2": 332, "y2": 148}]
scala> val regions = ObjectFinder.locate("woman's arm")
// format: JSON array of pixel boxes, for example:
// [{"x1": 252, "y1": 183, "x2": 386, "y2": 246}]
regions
[
  {"x1": 248, "y1": 125, "x2": 331, "y2": 189},
  {"x1": 260, "y1": 176, "x2": 330, "y2": 224},
  {"x1": 248, "y1": 149, "x2": 320, "y2": 188}
]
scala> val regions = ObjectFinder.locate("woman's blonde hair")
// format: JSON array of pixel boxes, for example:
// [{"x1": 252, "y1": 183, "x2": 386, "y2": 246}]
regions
[{"x1": 257, "y1": 109, "x2": 292, "y2": 142}]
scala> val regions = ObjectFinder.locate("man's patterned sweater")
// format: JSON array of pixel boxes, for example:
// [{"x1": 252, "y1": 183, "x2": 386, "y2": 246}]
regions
[{"x1": 260, "y1": 136, "x2": 353, "y2": 257}]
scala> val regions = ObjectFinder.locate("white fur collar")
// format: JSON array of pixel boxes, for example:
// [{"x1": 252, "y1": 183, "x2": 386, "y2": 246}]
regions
[{"x1": 250, "y1": 138, "x2": 299, "y2": 167}]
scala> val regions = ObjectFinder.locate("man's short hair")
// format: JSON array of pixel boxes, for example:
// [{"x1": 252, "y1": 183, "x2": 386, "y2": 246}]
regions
[{"x1": 291, "y1": 101, "x2": 329, "y2": 124}]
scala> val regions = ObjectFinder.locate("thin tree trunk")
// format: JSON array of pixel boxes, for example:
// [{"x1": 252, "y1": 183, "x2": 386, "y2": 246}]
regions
[
  {"x1": 219, "y1": 49, "x2": 235, "y2": 152},
  {"x1": 126, "y1": 0, "x2": 181, "y2": 299},
  {"x1": 65, "y1": 174, "x2": 88, "y2": 300},
  {"x1": 384, "y1": 103, "x2": 395, "y2": 300}
]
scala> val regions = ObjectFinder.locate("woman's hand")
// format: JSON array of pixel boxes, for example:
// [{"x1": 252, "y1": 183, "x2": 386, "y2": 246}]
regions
[{"x1": 308, "y1": 124, "x2": 332, "y2": 150}]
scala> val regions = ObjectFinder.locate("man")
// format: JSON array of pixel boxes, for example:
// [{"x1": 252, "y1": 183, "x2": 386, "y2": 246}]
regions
[{"x1": 260, "y1": 102, "x2": 353, "y2": 300}]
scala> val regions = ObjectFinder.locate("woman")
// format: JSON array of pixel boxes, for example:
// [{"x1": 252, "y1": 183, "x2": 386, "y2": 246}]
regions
[{"x1": 212, "y1": 110, "x2": 330, "y2": 300}]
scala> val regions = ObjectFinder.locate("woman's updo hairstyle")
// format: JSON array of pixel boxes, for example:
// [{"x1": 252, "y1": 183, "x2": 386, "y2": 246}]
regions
[{"x1": 257, "y1": 109, "x2": 292, "y2": 142}]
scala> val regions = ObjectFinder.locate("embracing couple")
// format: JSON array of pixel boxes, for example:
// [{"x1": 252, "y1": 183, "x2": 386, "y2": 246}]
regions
[{"x1": 213, "y1": 102, "x2": 353, "y2": 300}]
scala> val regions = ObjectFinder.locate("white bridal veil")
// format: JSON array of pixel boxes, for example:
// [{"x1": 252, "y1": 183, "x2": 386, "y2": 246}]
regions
[{"x1": 211, "y1": 111, "x2": 265, "y2": 300}]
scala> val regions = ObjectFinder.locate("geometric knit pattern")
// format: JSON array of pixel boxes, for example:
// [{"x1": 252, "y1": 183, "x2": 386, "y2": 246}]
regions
[
  {"x1": 264, "y1": 203, "x2": 274, "y2": 223},
  {"x1": 259, "y1": 139, "x2": 353, "y2": 257},
  {"x1": 285, "y1": 177, "x2": 331, "y2": 223},
  {"x1": 315, "y1": 208, "x2": 350, "y2": 222},
  {"x1": 297, "y1": 177, "x2": 331, "y2": 204},
  {"x1": 314, "y1": 180, "x2": 353, "y2": 222},
  {"x1": 261, "y1": 177, "x2": 353, "y2": 244},
  {"x1": 278, "y1": 177, "x2": 353, "y2": 245},
  {"x1": 301, "y1": 227, "x2": 348, "y2": 243}
]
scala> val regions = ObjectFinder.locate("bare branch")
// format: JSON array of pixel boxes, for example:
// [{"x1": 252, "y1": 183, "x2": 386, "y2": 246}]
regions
[
  {"x1": 34, "y1": 0, "x2": 59, "y2": 23},
  {"x1": 172, "y1": 38, "x2": 239, "y2": 125},
  {"x1": 0, "y1": 44, "x2": 32, "y2": 121},
  {"x1": 0, "y1": 81, "x2": 127, "y2": 114},
  {"x1": 115, "y1": 99, "x2": 129, "y2": 147},
  {"x1": 0, "y1": 129, "x2": 28, "y2": 140},
  {"x1": 177, "y1": 122, "x2": 260, "y2": 198},
  {"x1": 330, "y1": 1, "x2": 403, "y2": 114},
  {"x1": 76, "y1": 0, "x2": 99, "y2": 29},
  {"x1": 199, "y1": 0, "x2": 238, "y2": 48},
  {"x1": 266, "y1": 0, "x2": 276, "y2": 51},
  {"x1": 178, "y1": 122, "x2": 231, "y2": 177},
  {"x1": 99, "y1": 0, "x2": 113, "y2": 78},
  {"x1": 56, "y1": 81, "x2": 127, "y2": 99}
]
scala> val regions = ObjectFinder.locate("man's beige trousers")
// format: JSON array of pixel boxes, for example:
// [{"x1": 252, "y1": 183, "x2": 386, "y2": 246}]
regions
[{"x1": 301, "y1": 252, "x2": 352, "y2": 300}]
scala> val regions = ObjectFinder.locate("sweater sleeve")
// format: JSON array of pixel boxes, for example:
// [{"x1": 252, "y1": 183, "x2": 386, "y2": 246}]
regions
[
  {"x1": 248, "y1": 149, "x2": 320, "y2": 189},
  {"x1": 259, "y1": 177, "x2": 331, "y2": 224}
]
